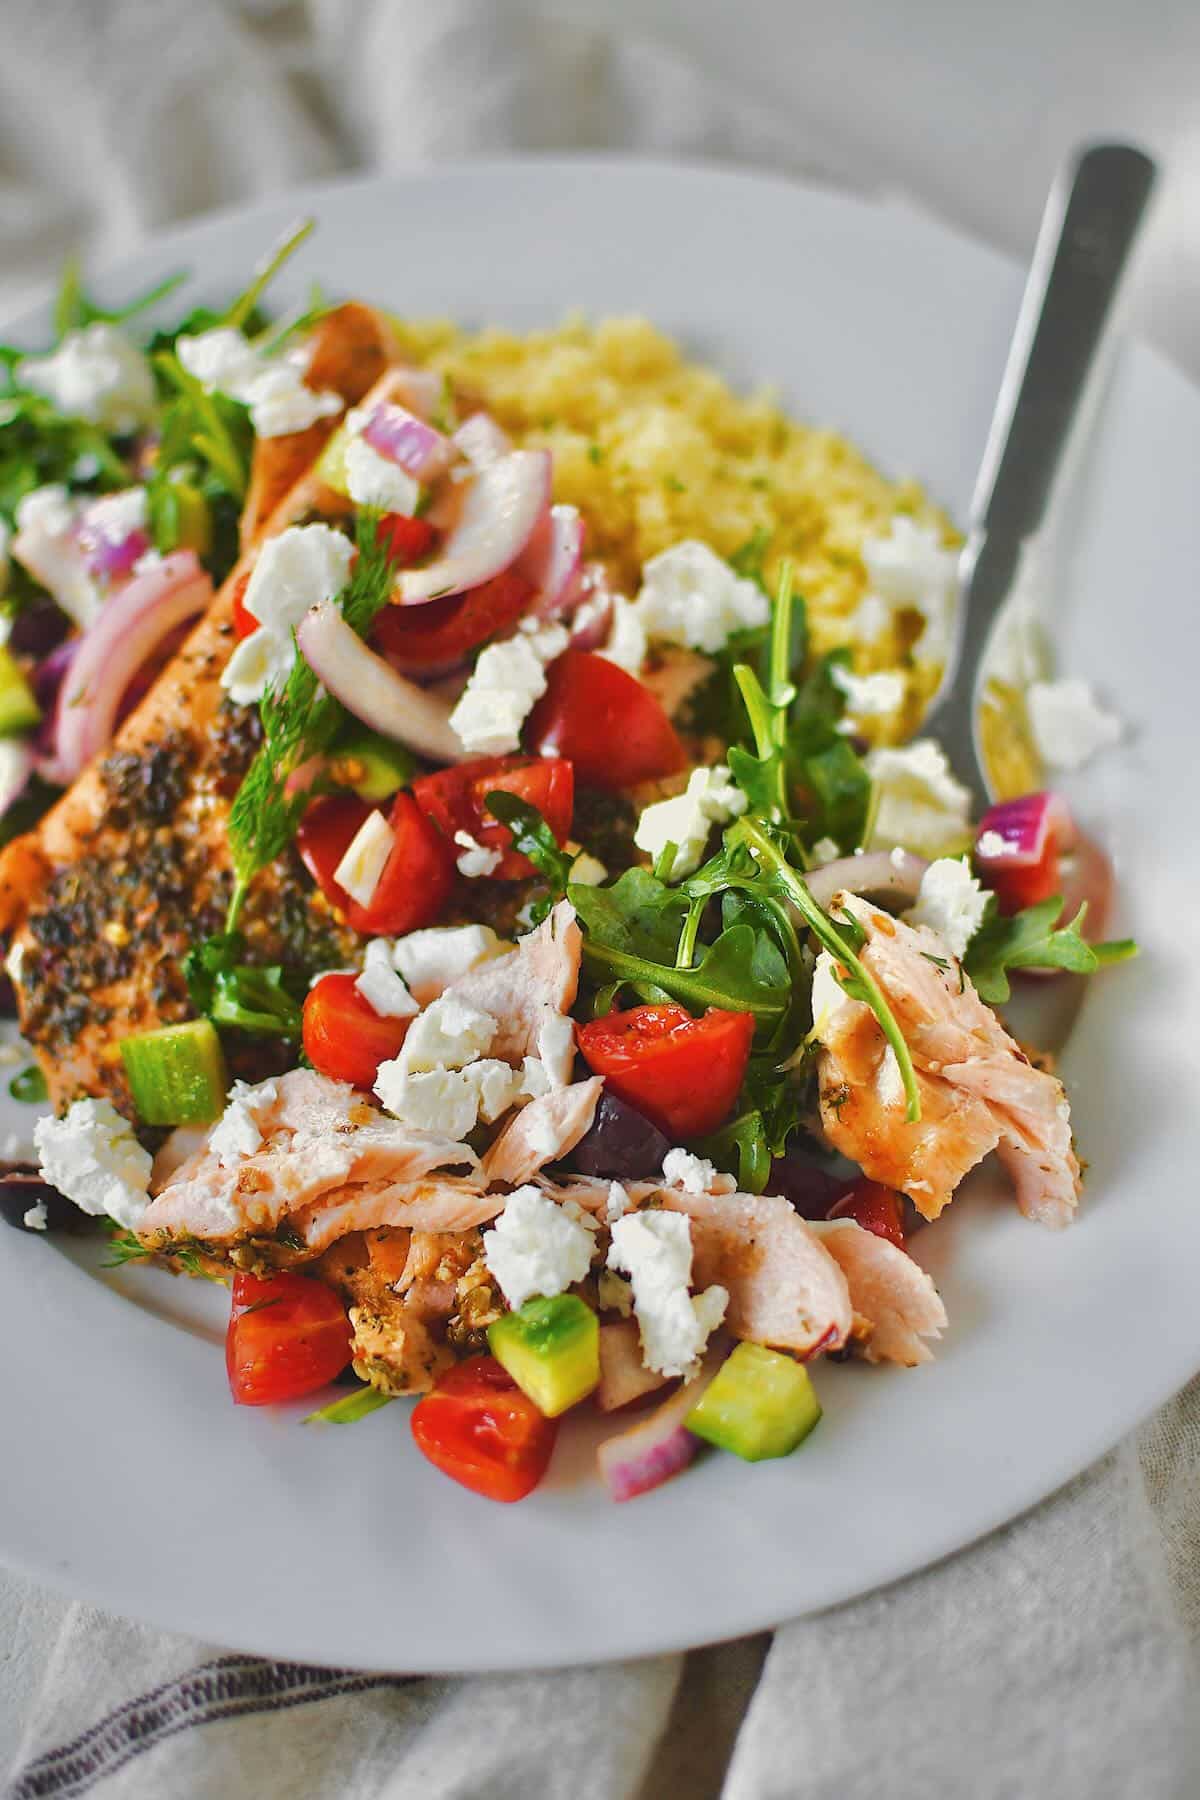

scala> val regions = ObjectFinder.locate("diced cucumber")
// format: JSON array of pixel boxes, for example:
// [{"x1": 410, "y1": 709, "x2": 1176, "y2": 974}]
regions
[
  {"x1": 329, "y1": 725, "x2": 416, "y2": 802},
  {"x1": 0, "y1": 646, "x2": 41, "y2": 738},
  {"x1": 488, "y1": 1294, "x2": 600, "y2": 1417},
  {"x1": 315, "y1": 424, "x2": 352, "y2": 497},
  {"x1": 120, "y1": 1019, "x2": 229, "y2": 1126},
  {"x1": 685, "y1": 1342, "x2": 822, "y2": 1462}
]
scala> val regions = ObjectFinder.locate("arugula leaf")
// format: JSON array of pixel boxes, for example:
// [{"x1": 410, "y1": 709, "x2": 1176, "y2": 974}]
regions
[
  {"x1": 225, "y1": 508, "x2": 392, "y2": 927},
  {"x1": 52, "y1": 258, "x2": 187, "y2": 337},
  {"x1": 696, "y1": 1109, "x2": 773, "y2": 1194},
  {"x1": 183, "y1": 933, "x2": 302, "y2": 1038},
  {"x1": 483, "y1": 791, "x2": 574, "y2": 925},
  {"x1": 569, "y1": 865, "x2": 691, "y2": 966},
  {"x1": 0, "y1": 389, "x2": 129, "y2": 526},
  {"x1": 153, "y1": 350, "x2": 251, "y2": 500},
  {"x1": 728, "y1": 526, "x2": 773, "y2": 590},
  {"x1": 964, "y1": 897, "x2": 1137, "y2": 1003},
  {"x1": 581, "y1": 922, "x2": 790, "y2": 1025}
]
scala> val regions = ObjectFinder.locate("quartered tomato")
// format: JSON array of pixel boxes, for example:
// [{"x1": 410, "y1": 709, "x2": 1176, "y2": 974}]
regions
[
  {"x1": 576, "y1": 1003, "x2": 755, "y2": 1139},
  {"x1": 525, "y1": 649, "x2": 686, "y2": 790},
  {"x1": 410, "y1": 1355, "x2": 558, "y2": 1503},
  {"x1": 373, "y1": 569, "x2": 533, "y2": 673},
  {"x1": 412, "y1": 754, "x2": 574, "y2": 881},
  {"x1": 226, "y1": 1271, "x2": 353, "y2": 1406},
  {"x1": 376, "y1": 512, "x2": 437, "y2": 567},
  {"x1": 303, "y1": 972, "x2": 412, "y2": 1088},
  {"x1": 230, "y1": 571, "x2": 257, "y2": 641},
  {"x1": 297, "y1": 790, "x2": 455, "y2": 936},
  {"x1": 828, "y1": 1179, "x2": 907, "y2": 1249}
]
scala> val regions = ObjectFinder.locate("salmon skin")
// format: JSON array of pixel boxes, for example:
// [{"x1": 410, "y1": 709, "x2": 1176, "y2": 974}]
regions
[{"x1": 0, "y1": 314, "x2": 401, "y2": 1117}]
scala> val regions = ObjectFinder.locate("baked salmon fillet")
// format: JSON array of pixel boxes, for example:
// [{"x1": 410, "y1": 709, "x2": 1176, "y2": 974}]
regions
[{"x1": 0, "y1": 314, "x2": 401, "y2": 1116}]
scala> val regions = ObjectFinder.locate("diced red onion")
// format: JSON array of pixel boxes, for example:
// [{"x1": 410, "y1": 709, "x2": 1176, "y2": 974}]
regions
[
  {"x1": 77, "y1": 521, "x2": 151, "y2": 582},
  {"x1": 975, "y1": 791, "x2": 1073, "y2": 870},
  {"x1": 453, "y1": 412, "x2": 512, "y2": 467},
  {"x1": 596, "y1": 1320, "x2": 670, "y2": 1413},
  {"x1": 296, "y1": 599, "x2": 465, "y2": 763},
  {"x1": 396, "y1": 450, "x2": 552, "y2": 605},
  {"x1": 0, "y1": 740, "x2": 33, "y2": 819},
  {"x1": 597, "y1": 1342, "x2": 725, "y2": 1502},
  {"x1": 804, "y1": 849, "x2": 929, "y2": 910},
  {"x1": 518, "y1": 504, "x2": 585, "y2": 619},
  {"x1": 361, "y1": 402, "x2": 454, "y2": 482},
  {"x1": 54, "y1": 551, "x2": 212, "y2": 782}
]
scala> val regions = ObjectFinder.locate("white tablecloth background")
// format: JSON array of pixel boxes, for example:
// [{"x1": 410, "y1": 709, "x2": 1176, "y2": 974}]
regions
[{"x1": 1, "y1": 4, "x2": 1197, "y2": 1795}]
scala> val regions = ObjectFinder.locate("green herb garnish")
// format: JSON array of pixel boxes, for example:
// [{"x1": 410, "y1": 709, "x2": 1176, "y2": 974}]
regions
[
  {"x1": 483, "y1": 790, "x2": 575, "y2": 925},
  {"x1": 183, "y1": 932, "x2": 303, "y2": 1038},
  {"x1": 964, "y1": 897, "x2": 1137, "y2": 1003},
  {"x1": 305, "y1": 1387, "x2": 395, "y2": 1425}
]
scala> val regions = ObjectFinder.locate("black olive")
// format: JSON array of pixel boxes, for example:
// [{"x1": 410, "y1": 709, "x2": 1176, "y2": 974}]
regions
[
  {"x1": 9, "y1": 598, "x2": 71, "y2": 660},
  {"x1": 0, "y1": 1163, "x2": 78, "y2": 1233},
  {"x1": 568, "y1": 1091, "x2": 672, "y2": 1180}
]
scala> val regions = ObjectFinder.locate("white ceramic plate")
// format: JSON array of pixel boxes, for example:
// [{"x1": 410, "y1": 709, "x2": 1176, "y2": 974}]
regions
[{"x1": 1, "y1": 158, "x2": 1198, "y2": 1673}]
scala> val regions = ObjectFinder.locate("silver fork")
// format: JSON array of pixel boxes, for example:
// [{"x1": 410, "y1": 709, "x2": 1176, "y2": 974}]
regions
[{"x1": 919, "y1": 141, "x2": 1157, "y2": 812}]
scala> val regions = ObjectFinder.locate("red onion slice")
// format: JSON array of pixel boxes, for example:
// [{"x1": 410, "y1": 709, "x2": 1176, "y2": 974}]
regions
[
  {"x1": 54, "y1": 551, "x2": 212, "y2": 781},
  {"x1": 452, "y1": 411, "x2": 512, "y2": 467},
  {"x1": 975, "y1": 791, "x2": 1073, "y2": 870},
  {"x1": 396, "y1": 450, "x2": 552, "y2": 605},
  {"x1": 390, "y1": 366, "x2": 443, "y2": 422},
  {"x1": 518, "y1": 504, "x2": 585, "y2": 619},
  {"x1": 804, "y1": 849, "x2": 929, "y2": 910},
  {"x1": 361, "y1": 402, "x2": 454, "y2": 482},
  {"x1": 296, "y1": 600, "x2": 465, "y2": 763},
  {"x1": 597, "y1": 1342, "x2": 725, "y2": 1502}
]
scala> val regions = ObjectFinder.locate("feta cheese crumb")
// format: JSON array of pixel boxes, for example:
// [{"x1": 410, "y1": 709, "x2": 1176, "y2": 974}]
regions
[
  {"x1": 975, "y1": 829, "x2": 1008, "y2": 860},
  {"x1": 599, "y1": 594, "x2": 649, "y2": 672},
  {"x1": 569, "y1": 850, "x2": 608, "y2": 886},
  {"x1": 661, "y1": 1148, "x2": 733, "y2": 1195},
  {"x1": 1026, "y1": 678, "x2": 1122, "y2": 771},
  {"x1": 845, "y1": 591, "x2": 891, "y2": 645},
  {"x1": 607, "y1": 1210, "x2": 728, "y2": 1377},
  {"x1": 333, "y1": 810, "x2": 395, "y2": 909},
  {"x1": 18, "y1": 323, "x2": 156, "y2": 433},
  {"x1": 391, "y1": 924, "x2": 506, "y2": 1004},
  {"x1": 355, "y1": 939, "x2": 420, "y2": 1020},
  {"x1": 34, "y1": 1098, "x2": 152, "y2": 1231},
  {"x1": 343, "y1": 433, "x2": 422, "y2": 515},
  {"x1": 519, "y1": 1056, "x2": 554, "y2": 1100},
  {"x1": 220, "y1": 523, "x2": 355, "y2": 705},
  {"x1": 605, "y1": 1181, "x2": 631, "y2": 1223},
  {"x1": 449, "y1": 626, "x2": 567, "y2": 756},
  {"x1": 830, "y1": 665, "x2": 906, "y2": 718},
  {"x1": 534, "y1": 1006, "x2": 576, "y2": 1089},
  {"x1": 634, "y1": 541, "x2": 769, "y2": 655},
  {"x1": 177, "y1": 326, "x2": 341, "y2": 439},
  {"x1": 399, "y1": 994, "x2": 497, "y2": 1074},
  {"x1": 634, "y1": 764, "x2": 748, "y2": 881},
  {"x1": 11, "y1": 485, "x2": 99, "y2": 627},
  {"x1": 860, "y1": 515, "x2": 959, "y2": 664},
  {"x1": 905, "y1": 856, "x2": 990, "y2": 958},
  {"x1": 23, "y1": 1202, "x2": 48, "y2": 1231},
  {"x1": 454, "y1": 830, "x2": 503, "y2": 879},
  {"x1": 482, "y1": 1185, "x2": 598, "y2": 1308},
  {"x1": 811, "y1": 837, "x2": 840, "y2": 865},
  {"x1": 374, "y1": 1066, "x2": 478, "y2": 1138},
  {"x1": 865, "y1": 739, "x2": 972, "y2": 858},
  {"x1": 208, "y1": 1079, "x2": 277, "y2": 1168}
]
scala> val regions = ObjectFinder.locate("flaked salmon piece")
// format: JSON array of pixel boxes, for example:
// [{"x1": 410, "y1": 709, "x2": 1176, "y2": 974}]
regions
[
  {"x1": 447, "y1": 900, "x2": 582, "y2": 1065},
  {"x1": 481, "y1": 1078, "x2": 603, "y2": 1187},
  {"x1": 807, "y1": 1219, "x2": 948, "y2": 1365},
  {"x1": 240, "y1": 302, "x2": 400, "y2": 546},
  {"x1": 815, "y1": 893, "x2": 1081, "y2": 1228},
  {"x1": 289, "y1": 1176, "x2": 503, "y2": 1255},
  {"x1": 138, "y1": 1069, "x2": 476, "y2": 1246},
  {"x1": 314, "y1": 1234, "x2": 454, "y2": 1394}
]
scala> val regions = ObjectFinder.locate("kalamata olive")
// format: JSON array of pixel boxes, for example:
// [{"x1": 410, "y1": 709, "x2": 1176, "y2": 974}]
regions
[
  {"x1": 766, "y1": 1151, "x2": 851, "y2": 1219},
  {"x1": 9, "y1": 597, "x2": 71, "y2": 660},
  {"x1": 0, "y1": 1163, "x2": 78, "y2": 1233},
  {"x1": 0, "y1": 971, "x2": 16, "y2": 1018},
  {"x1": 569, "y1": 1091, "x2": 673, "y2": 1180}
]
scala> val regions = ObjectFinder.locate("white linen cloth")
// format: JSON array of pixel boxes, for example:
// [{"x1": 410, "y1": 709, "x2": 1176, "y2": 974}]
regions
[{"x1": 1, "y1": 3, "x2": 1198, "y2": 1794}]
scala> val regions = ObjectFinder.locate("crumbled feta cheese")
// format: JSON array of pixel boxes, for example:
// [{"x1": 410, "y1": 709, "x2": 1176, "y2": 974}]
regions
[
  {"x1": 597, "y1": 1268, "x2": 634, "y2": 1316},
  {"x1": 343, "y1": 434, "x2": 422, "y2": 515},
  {"x1": 355, "y1": 939, "x2": 420, "y2": 1020},
  {"x1": 634, "y1": 763, "x2": 748, "y2": 881},
  {"x1": 607, "y1": 1210, "x2": 728, "y2": 1377},
  {"x1": 569, "y1": 850, "x2": 608, "y2": 886},
  {"x1": 220, "y1": 523, "x2": 355, "y2": 705},
  {"x1": 399, "y1": 994, "x2": 497, "y2": 1074},
  {"x1": 83, "y1": 487, "x2": 148, "y2": 541},
  {"x1": 905, "y1": 856, "x2": 990, "y2": 958},
  {"x1": 534, "y1": 1006, "x2": 576, "y2": 1089},
  {"x1": 811, "y1": 837, "x2": 840, "y2": 865},
  {"x1": 449, "y1": 626, "x2": 567, "y2": 756},
  {"x1": 11, "y1": 485, "x2": 98, "y2": 627},
  {"x1": 18, "y1": 323, "x2": 156, "y2": 433},
  {"x1": 809, "y1": 949, "x2": 847, "y2": 1041},
  {"x1": 860, "y1": 516, "x2": 959, "y2": 663},
  {"x1": 390, "y1": 923, "x2": 506, "y2": 1004},
  {"x1": 661, "y1": 1148, "x2": 733, "y2": 1195},
  {"x1": 333, "y1": 810, "x2": 395, "y2": 909},
  {"x1": 845, "y1": 591, "x2": 891, "y2": 645},
  {"x1": 633, "y1": 541, "x2": 769, "y2": 655},
  {"x1": 865, "y1": 739, "x2": 972, "y2": 858},
  {"x1": 22, "y1": 1202, "x2": 48, "y2": 1231},
  {"x1": 1026, "y1": 678, "x2": 1122, "y2": 771},
  {"x1": 482, "y1": 1184, "x2": 598, "y2": 1309},
  {"x1": 599, "y1": 595, "x2": 649, "y2": 672},
  {"x1": 34, "y1": 1098, "x2": 153, "y2": 1231},
  {"x1": 207, "y1": 1078, "x2": 277, "y2": 1168},
  {"x1": 465, "y1": 1059, "x2": 524, "y2": 1124},
  {"x1": 177, "y1": 327, "x2": 341, "y2": 439},
  {"x1": 975, "y1": 829, "x2": 1007, "y2": 860},
  {"x1": 374, "y1": 1066, "x2": 478, "y2": 1138},
  {"x1": 605, "y1": 1181, "x2": 631, "y2": 1223},
  {"x1": 454, "y1": 830, "x2": 503, "y2": 879},
  {"x1": 830, "y1": 665, "x2": 906, "y2": 717}
]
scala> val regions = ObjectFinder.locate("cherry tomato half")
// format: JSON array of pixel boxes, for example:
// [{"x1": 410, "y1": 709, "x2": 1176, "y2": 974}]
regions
[
  {"x1": 410, "y1": 1355, "x2": 558, "y2": 1503},
  {"x1": 303, "y1": 971, "x2": 412, "y2": 1088},
  {"x1": 376, "y1": 512, "x2": 437, "y2": 568},
  {"x1": 373, "y1": 569, "x2": 533, "y2": 673},
  {"x1": 525, "y1": 649, "x2": 686, "y2": 790},
  {"x1": 412, "y1": 754, "x2": 574, "y2": 881},
  {"x1": 226, "y1": 1271, "x2": 353, "y2": 1406},
  {"x1": 827, "y1": 1178, "x2": 907, "y2": 1249},
  {"x1": 576, "y1": 1003, "x2": 755, "y2": 1139},
  {"x1": 297, "y1": 790, "x2": 456, "y2": 936}
]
